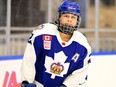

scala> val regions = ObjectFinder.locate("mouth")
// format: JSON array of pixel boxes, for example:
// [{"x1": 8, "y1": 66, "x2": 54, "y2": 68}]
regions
[
  {"x1": 64, "y1": 23, "x2": 75, "y2": 28},
  {"x1": 64, "y1": 23, "x2": 72, "y2": 27}
]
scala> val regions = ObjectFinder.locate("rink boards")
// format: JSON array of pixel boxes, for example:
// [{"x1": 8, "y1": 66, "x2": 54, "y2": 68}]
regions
[{"x1": 0, "y1": 52, "x2": 116, "y2": 87}]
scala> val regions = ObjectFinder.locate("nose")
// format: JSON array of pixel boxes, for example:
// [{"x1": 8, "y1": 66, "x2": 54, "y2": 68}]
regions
[
  {"x1": 67, "y1": 18, "x2": 72, "y2": 26},
  {"x1": 67, "y1": 19, "x2": 72, "y2": 22}
]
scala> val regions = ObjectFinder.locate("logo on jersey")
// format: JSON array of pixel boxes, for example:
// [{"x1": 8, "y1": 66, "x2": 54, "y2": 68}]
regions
[
  {"x1": 43, "y1": 41, "x2": 51, "y2": 50},
  {"x1": 43, "y1": 35, "x2": 52, "y2": 50},
  {"x1": 44, "y1": 51, "x2": 70, "y2": 79},
  {"x1": 36, "y1": 24, "x2": 44, "y2": 30},
  {"x1": 28, "y1": 33, "x2": 34, "y2": 44},
  {"x1": 42, "y1": 35, "x2": 52, "y2": 41},
  {"x1": 50, "y1": 62, "x2": 64, "y2": 75}
]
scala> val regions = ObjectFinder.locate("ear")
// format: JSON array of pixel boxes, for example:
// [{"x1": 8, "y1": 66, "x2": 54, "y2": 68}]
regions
[
  {"x1": 54, "y1": 19, "x2": 60, "y2": 25},
  {"x1": 77, "y1": 16, "x2": 81, "y2": 28},
  {"x1": 58, "y1": 17, "x2": 61, "y2": 21}
]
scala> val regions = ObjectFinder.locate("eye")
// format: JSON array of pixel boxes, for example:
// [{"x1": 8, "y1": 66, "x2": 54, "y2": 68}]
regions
[
  {"x1": 72, "y1": 16, "x2": 75, "y2": 18},
  {"x1": 64, "y1": 14, "x2": 69, "y2": 18},
  {"x1": 71, "y1": 16, "x2": 77, "y2": 19}
]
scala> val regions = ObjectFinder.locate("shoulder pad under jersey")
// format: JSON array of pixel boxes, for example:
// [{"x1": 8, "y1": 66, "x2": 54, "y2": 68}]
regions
[
  {"x1": 74, "y1": 31, "x2": 91, "y2": 54},
  {"x1": 35, "y1": 23, "x2": 57, "y2": 30},
  {"x1": 32, "y1": 23, "x2": 57, "y2": 36}
]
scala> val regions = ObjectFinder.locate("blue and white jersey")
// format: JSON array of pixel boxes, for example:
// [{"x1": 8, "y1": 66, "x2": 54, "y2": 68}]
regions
[{"x1": 21, "y1": 23, "x2": 91, "y2": 87}]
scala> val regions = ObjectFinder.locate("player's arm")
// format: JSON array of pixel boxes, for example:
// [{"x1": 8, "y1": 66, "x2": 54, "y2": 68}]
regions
[
  {"x1": 62, "y1": 52, "x2": 91, "y2": 87},
  {"x1": 21, "y1": 81, "x2": 36, "y2": 87},
  {"x1": 57, "y1": 84, "x2": 67, "y2": 87},
  {"x1": 21, "y1": 31, "x2": 37, "y2": 85}
]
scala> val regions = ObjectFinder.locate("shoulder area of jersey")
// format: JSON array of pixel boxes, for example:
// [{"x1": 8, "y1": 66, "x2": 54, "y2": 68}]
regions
[
  {"x1": 74, "y1": 30, "x2": 91, "y2": 47},
  {"x1": 34, "y1": 23, "x2": 57, "y2": 31},
  {"x1": 74, "y1": 30, "x2": 87, "y2": 40},
  {"x1": 74, "y1": 30, "x2": 91, "y2": 54}
]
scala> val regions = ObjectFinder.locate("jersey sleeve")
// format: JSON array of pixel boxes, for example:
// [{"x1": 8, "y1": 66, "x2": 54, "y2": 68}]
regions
[
  {"x1": 63, "y1": 39, "x2": 91, "y2": 87},
  {"x1": 21, "y1": 31, "x2": 37, "y2": 83}
]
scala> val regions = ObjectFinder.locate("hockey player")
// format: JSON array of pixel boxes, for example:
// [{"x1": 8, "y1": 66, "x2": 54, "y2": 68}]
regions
[{"x1": 21, "y1": 0, "x2": 91, "y2": 87}]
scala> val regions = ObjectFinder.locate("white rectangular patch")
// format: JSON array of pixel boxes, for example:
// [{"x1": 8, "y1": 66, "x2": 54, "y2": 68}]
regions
[{"x1": 43, "y1": 40, "x2": 51, "y2": 50}]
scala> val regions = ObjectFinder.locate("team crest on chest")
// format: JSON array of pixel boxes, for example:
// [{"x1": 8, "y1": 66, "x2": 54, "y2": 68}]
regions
[
  {"x1": 50, "y1": 62, "x2": 64, "y2": 75},
  {"x1": 44, "y1": 51, "x2": 70, "y2": 79}
]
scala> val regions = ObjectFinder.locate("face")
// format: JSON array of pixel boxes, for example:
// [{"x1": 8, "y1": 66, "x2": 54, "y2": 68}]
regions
[{"x1": 59, "y1": 13, "x2": 78, "y2": 27}]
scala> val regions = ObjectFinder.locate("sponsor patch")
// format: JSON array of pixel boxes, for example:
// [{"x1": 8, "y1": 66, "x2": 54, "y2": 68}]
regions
[
  {"x1": 43, "y1": 40, "x2": 51, "y2": 50},
  {"x1": 43, "y1": 35, "x2": 52, "y2": 50}
]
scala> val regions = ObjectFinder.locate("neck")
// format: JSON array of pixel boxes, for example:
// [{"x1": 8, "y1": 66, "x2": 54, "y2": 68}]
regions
[{"x1": 59, "y1": 32, "x2": 72, "y2": 42}]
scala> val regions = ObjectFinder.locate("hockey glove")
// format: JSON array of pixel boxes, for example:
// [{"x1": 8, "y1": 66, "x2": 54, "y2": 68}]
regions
[
  {"x1": 58, "y1": 84, "x2": 67, "y2": 87},
  {"x1": 21, "y1": 81, "x2": 36, "y2": 87}
]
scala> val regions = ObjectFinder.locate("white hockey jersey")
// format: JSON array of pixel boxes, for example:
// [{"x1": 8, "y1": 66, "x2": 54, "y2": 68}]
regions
[{"x1": 21, "y1": 23, "x2": 91, "y2": 87}]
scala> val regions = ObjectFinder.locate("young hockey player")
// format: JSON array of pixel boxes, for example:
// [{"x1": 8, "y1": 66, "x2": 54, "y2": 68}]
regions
[{"x1": 21, "y1": 0, "x2": 91, "y2": 87}]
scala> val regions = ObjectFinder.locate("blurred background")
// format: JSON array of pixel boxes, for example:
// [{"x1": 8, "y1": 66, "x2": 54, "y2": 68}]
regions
[{"x1": 0, "y1": 0, "x2": 116, "y2": 56}]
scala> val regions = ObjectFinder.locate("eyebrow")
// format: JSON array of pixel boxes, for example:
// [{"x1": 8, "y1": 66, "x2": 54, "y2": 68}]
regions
[{"x1": 64, "y1": 13, "x2": 77, "y2": 16}]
